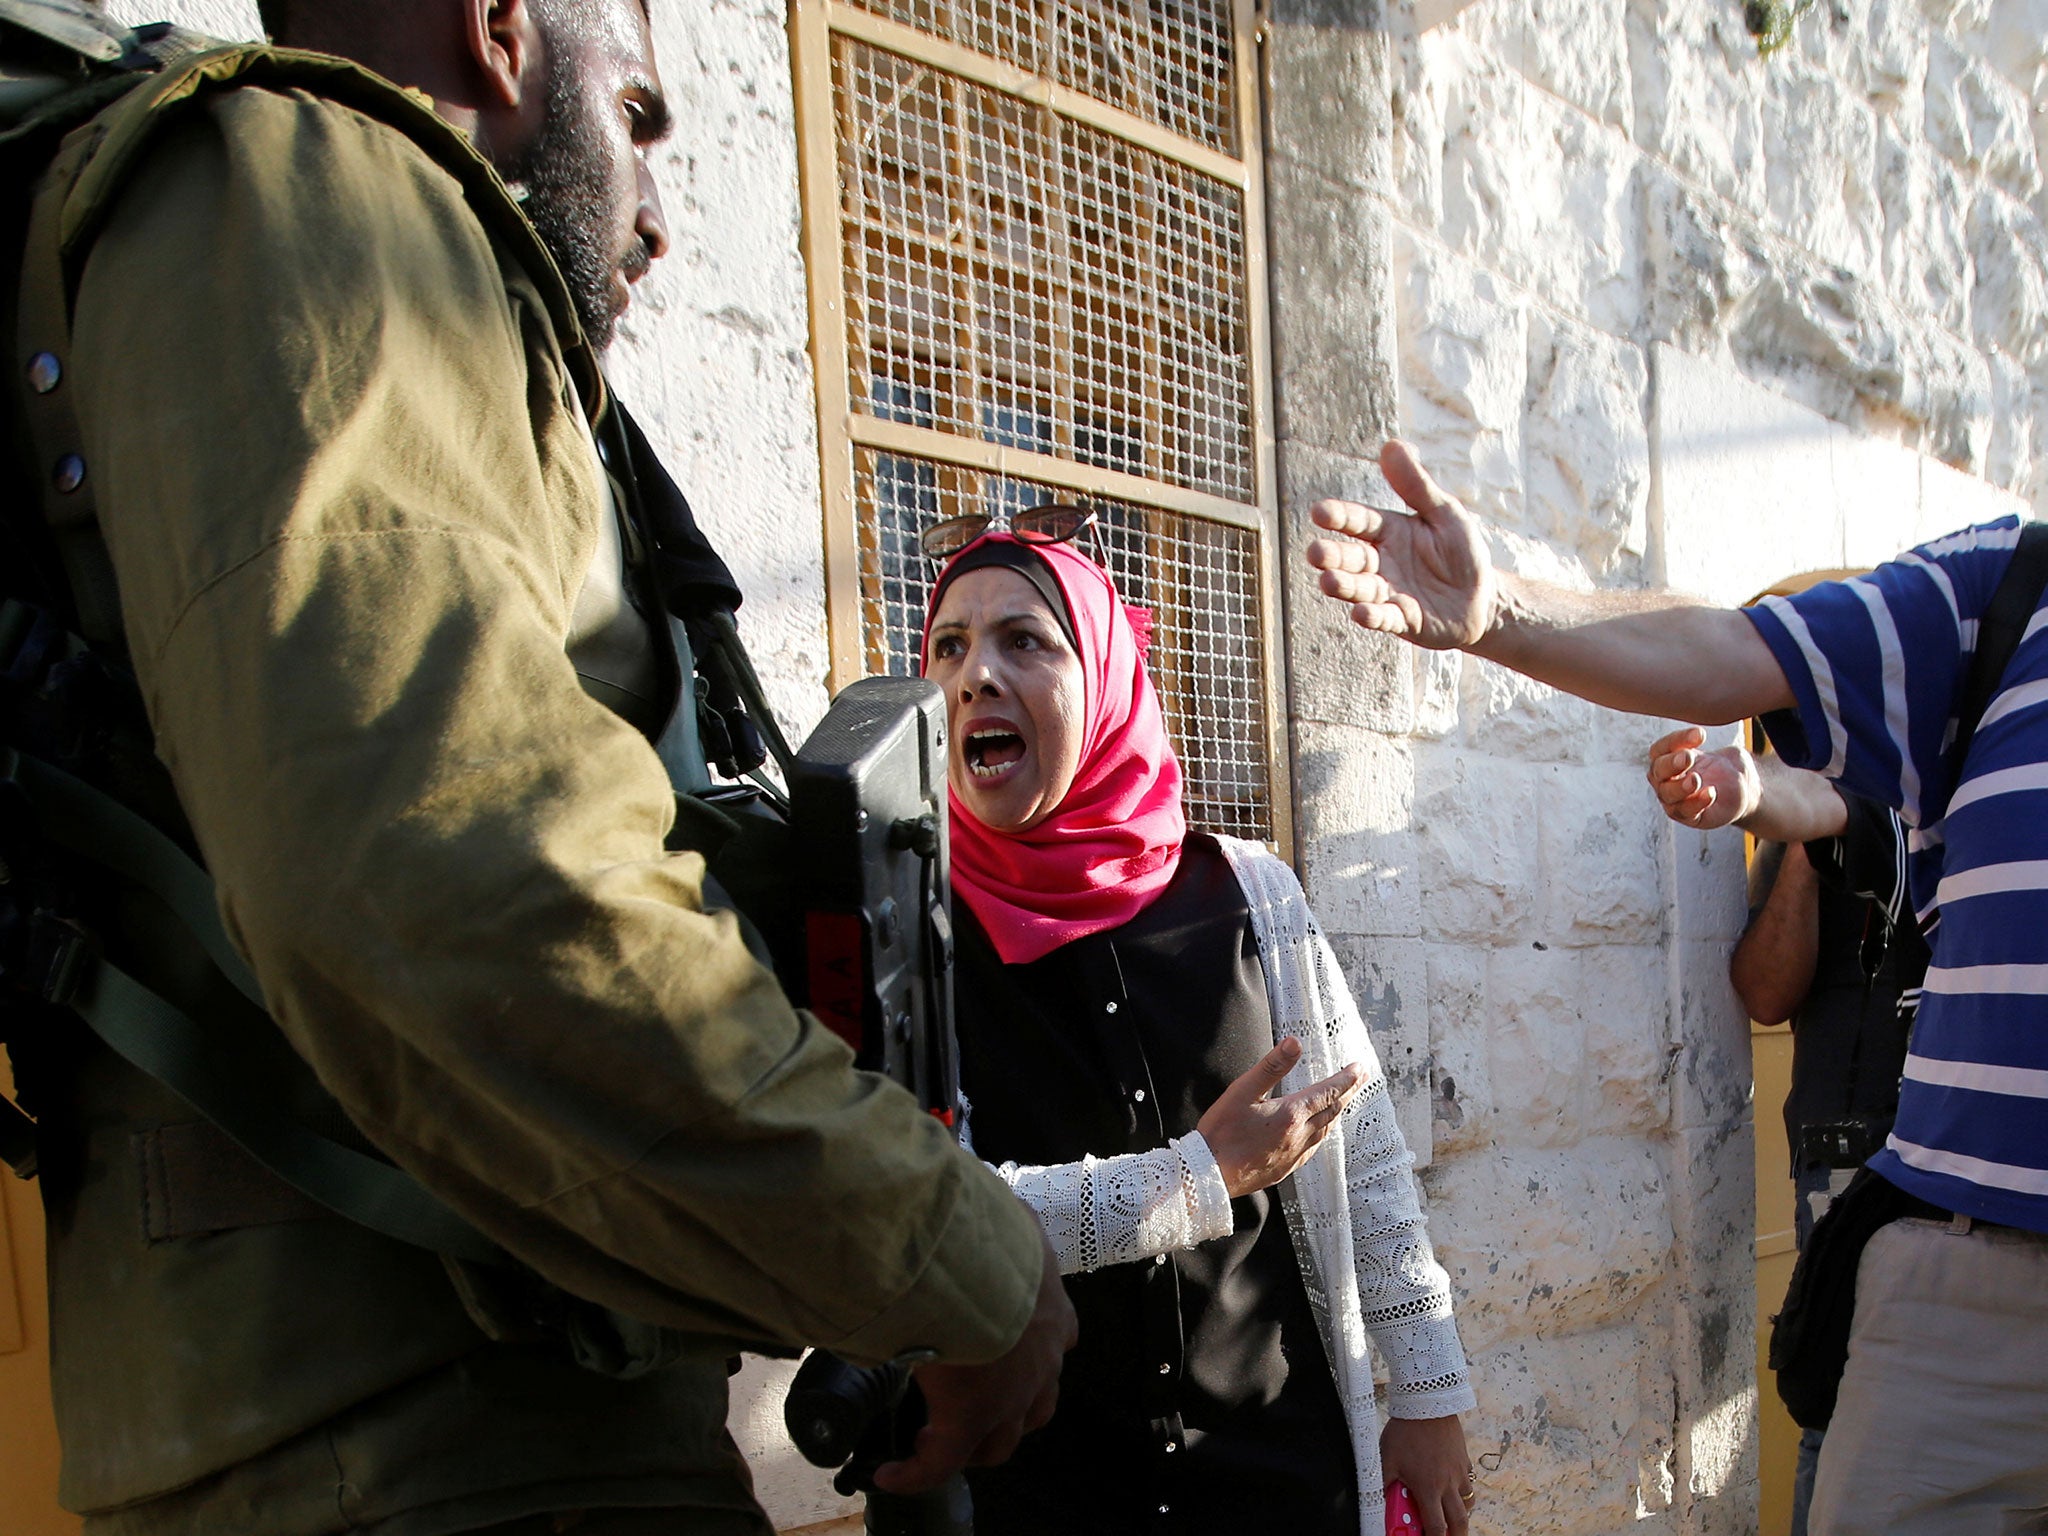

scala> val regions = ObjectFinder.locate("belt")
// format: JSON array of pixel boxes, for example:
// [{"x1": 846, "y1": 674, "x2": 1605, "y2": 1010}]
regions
[{"x1": 1892, "y1": 1193, "x2": 2034, "y2": 1236}]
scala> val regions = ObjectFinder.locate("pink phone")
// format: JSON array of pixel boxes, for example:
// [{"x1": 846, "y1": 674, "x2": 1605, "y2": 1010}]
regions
[{"x1": 1384, "y1": 1480, "x2": 1421, "y2": 1532}]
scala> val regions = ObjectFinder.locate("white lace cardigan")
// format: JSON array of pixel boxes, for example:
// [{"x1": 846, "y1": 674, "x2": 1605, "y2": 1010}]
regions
[{"x1": 975, "y1": 838, "x2": 1474, "y2": 1530}]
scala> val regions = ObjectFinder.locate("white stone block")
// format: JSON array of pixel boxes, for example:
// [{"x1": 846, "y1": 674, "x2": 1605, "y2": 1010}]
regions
[
  {"x1": 1642, "y1": 171, "x2": 1771, "y2": 365},
  {"x1": 1393, "y1": 26, "x2": 1454, "y2": 231},
  {"x1": 1460, "y1": 658, "x2": 1602, "y2": 765},
  {"x1": 1460, "y1": 1324, "x2": 1674, "y2": 1536},
  {"x1": 1763, "y1": 69, "x2": 1884, "y2": 276},
  {"x1": 1627, "y1": 0, "x2": 1769, "y2": 217},
  {"x1": 1329, "y1": 936, "x2": 1435, "y2": 1166},
  {"x1": 1987, "y1": 347, "x2": 2039, "y2": 496},
  {"x1": 1918, "y1": 452, "x2": 2032, "y2": 545},
  {"x1": 1413, "y1": 649, "x2": 1466, "y2": 739},
  {"x1": 1655, "y1": 344, "x2": 1850, "y2": 597},
  {"x1": 1918, "y1": 0, "x2": 1994, "y2": 35},
  {"x1": 108, "y1": 0, "x2": 258, "y2": 34},
  {"x1": 1295, "y1": 722, "x2": 1424, "y2": 938},
  {"x1": 1423, "y1": 1140, "x2": 1672, "y2": 1350},
  {"x1": 1668, "y1": 803, "x2": 1752, "y2": 944},
  {"x1": 1579, "y1": 944, "x2": 1674, "y2": 1136},
  {"x1": 1486, "y1": 945, "x2": 1588, "y2": 1146},
  {"x1": 1525, "y1": 313, "x2": 1652, "y2": 574},
  {"x1": 1671, "y1": 938, "x2": 1752, "y2": 1133},
  {"x1": 1538, "y1": 763, "x2": 1666, "y2": 947},
  {"x1": 1520, "y1": 0, "x2": 1635, "y2": 129},
  {"x1": 1414, "y1": 748, "x2": 1542, "y2": 944},
  {"x1": 1984, "y1": 0, "x2": 2048, "y2": 101},
  {"x1": 730, "y1": 1355, "x2": 864, "y2": 1531},
  {"x1": 1857, "y1": 0, "x2": 1932, "y2": 120},
  {"x1": 1427, "y1": 943, "x2": 1495, "y2": 1156},
  {"x1": 1968, "y1": 187, "x2": 2048, "y2": 368},
  {"x1": 1925, "y1": 35, "x2": 2043, "y2": 203},
  {"x1": 1829, "y1": 412, "x2": 1942, "y2": 573},
  {"x1": 1438, "y1": 65, "x2": 1645, "y2": 330},
  {"x1": 1397, "y1": 231, "x2": 1529, "y2": 526}
]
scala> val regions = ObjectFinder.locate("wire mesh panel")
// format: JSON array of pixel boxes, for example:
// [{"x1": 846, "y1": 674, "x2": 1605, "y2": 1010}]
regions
[
  {"x1": 839, "y1": 0, "x2": 1238, "y2": 153},
  {"x1": 834, "y1": 39, "x2": 1254, "y2": 504},
  {"x1": 854, "y1": 447, "x2": 1272, "y2": 840},
  {"x1": 803, "y1": 0, "x2": 1279, "y2": 845}
]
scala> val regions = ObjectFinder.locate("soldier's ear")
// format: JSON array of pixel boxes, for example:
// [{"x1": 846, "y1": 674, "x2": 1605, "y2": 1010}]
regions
[{"x1": 462, "y1": 0, "x2": 543, "y2": 113}]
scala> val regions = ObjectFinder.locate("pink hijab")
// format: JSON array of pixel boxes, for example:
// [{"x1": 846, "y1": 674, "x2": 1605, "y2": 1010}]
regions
[{"x1": 923, "y1": 534, "x2": 1185, "y2": 965}]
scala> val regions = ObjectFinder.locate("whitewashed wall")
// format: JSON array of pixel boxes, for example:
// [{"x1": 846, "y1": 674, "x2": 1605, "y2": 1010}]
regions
[{"x1": 1264, "y1": 2, "x2": 2041, "y2": 1533}]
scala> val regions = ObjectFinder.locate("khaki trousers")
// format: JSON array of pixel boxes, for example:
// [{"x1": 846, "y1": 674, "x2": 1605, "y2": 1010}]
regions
[{"x1": 1809, "y1": 1215, "x2": 2048, "y2": 1536}]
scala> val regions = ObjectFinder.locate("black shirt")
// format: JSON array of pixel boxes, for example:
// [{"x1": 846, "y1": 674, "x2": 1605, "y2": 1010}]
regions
[
  {"x1": 955, "y1": 835, "x2": 1356, "y2": 1536},
  {"x1": 1780, "y1": 791, "x2": 1931, "y2": 1165}
]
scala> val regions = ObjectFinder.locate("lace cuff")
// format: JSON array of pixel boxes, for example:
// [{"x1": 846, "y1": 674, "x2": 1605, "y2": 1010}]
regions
[
  {"x1": 989, "y1": 1132, "x2": 1235, "y2": 1276},
  {"x1": 1372, "y1": 1300, "x2": 1478, "y2": 1419}
]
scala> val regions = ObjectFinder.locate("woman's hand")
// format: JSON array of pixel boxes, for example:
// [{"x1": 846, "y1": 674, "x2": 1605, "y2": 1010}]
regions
[
  {"x1": 1195, "y1": 1037, "x2": 1364, "y2": 1199},
  {"x1": 1381, "y1": 1414, "x2": 1475, "y2": 1536}
]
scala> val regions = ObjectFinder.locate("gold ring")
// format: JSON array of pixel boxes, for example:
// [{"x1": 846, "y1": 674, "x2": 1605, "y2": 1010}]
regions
[{"x1": 1460, "y1": 1490, "x2": 1477, "y2": 1505}]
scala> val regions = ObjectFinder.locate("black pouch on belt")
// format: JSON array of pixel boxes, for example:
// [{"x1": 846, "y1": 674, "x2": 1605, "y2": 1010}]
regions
[{"x1": 1766, "y1": 1165, "x2": 1914, "y2": 1430}]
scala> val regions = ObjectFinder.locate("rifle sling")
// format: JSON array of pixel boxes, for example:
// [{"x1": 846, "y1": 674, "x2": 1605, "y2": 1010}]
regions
[{"x1": 4, "y1": 746, "x2": 506, "y2": 1265}]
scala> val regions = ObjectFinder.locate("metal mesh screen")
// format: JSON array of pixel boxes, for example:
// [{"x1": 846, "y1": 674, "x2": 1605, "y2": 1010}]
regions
[
  {"x1": 854, "y1": 447, "x2": 1271, "y2": 839},
  {"x1": 838, "y1": 0, "x2": 1238, "y2": 153},
  {"x1": 833, "y1": 38, "x2": 1254, "y2": 503}
]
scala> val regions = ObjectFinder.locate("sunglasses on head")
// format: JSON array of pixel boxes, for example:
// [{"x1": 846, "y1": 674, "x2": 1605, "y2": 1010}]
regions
[{"x1": 920, "y1": 502, "x2": 1100, "y2": 562}]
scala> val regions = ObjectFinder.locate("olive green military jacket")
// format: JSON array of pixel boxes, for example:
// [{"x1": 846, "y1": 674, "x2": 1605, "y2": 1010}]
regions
[{"x1": 29, "y1": 44, "x2": 1043, "y2": 1531}]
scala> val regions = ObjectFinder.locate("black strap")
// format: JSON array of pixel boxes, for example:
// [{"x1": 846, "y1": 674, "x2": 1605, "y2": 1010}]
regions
[
  {"x1": 2, "y1": 747, "x2": 507, "y2": 1264},
  {"x1": 64, "y1": 944, "x2": 506, "y2": 1265},
  {"x1": 1952, "y1": 521, "x2": 2048, "y2": 774}
]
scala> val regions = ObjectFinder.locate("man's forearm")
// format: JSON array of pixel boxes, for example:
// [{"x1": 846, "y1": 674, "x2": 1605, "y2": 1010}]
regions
[
  {"x1": 1475, "y1": 574, "x2": 1796, "y2": 724},
  {"x1": 1736, "y1": 755, "x2": 1849, "y2": 844},
  {"x1": 1729, "y1": 842, "x2": 1822, "y2": 1025}
]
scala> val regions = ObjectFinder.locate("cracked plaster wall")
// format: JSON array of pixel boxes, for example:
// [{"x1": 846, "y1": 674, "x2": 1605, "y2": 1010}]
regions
[{"x1": 1266, "y1": 1, "x2": 2039, "y2": 1533}]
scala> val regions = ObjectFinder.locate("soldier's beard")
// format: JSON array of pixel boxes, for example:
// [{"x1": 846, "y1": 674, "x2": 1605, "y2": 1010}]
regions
[{"x1": 502, "y1": 48, "x2": 643, "y2": 352}]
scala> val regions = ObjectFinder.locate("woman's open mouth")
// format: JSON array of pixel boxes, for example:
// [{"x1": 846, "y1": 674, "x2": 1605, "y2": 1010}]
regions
[{"x1": 966, "y1": 727, "x2": 1026, "y2": 780}]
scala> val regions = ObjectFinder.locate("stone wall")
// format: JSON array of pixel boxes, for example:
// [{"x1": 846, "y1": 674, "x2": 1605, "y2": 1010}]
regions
[{"x1": 1264, "y1": 2, "x2": 2040, "y2": 1532}]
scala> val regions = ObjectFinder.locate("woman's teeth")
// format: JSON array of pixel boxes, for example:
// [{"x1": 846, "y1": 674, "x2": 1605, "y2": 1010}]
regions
[{"x1": 968, "y1": 728, "x2": 1025, "y2": 777}]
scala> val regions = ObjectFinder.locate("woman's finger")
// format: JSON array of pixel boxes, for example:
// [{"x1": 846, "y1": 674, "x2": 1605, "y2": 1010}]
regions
[
  {"x1": 1291, "y1": 1065, "x2": 1365, "y2": 1126},
  {"x1": 1213, "y1": 1036, "x2": 1302, "y2": 1111}
]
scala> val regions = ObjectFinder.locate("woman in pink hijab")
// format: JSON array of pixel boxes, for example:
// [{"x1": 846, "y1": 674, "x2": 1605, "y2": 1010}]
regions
[{"x1": 922, "y1": 515, "x2": 1478, "y2": 1536}]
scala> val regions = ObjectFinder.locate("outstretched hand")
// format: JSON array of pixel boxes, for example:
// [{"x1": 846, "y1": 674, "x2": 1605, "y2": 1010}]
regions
[
  {"x1": 1305, "y1": 441, "x2": 1498, "y2": 650},
  {"x1": 1196, "y1": 1036, "x2": 1364, "y2": 1199},
  {"x1": 1646, "y1": 725, "x2": 1759, "y2": 830}
]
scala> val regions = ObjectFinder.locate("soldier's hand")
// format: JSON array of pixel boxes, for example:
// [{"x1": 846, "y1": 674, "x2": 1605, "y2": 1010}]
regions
[
  {"x1": 1197, "y1": 1037, "x2": 1364, "y2": 1198},
  {"x1": 1305, "y1": 441, "x2": 1498, "y2": 650},
  {"x1": 870, "y1": 1229, "x2": 1076, "y2": 1494}
]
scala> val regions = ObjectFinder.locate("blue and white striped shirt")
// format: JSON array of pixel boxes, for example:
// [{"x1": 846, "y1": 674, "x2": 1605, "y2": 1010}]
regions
[{"x1": 1749, "y1": 517, "x2": 2048, "y2": 1233}]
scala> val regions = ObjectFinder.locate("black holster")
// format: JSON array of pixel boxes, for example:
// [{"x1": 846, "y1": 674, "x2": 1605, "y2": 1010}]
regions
[{"x1": 1766, "y1": 1166, "x2": 1915, "y2": 1430}]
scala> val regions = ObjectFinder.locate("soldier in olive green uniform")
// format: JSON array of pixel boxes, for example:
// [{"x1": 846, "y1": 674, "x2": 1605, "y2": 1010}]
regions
[{"x1": 2, "y1": 2, "x2": 1072, "y2": 1532}]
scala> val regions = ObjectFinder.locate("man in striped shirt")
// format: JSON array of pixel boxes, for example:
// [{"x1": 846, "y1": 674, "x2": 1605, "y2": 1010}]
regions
[{"x1": 1306, "y1": 442, "x2": 2048, "y2": 1536}]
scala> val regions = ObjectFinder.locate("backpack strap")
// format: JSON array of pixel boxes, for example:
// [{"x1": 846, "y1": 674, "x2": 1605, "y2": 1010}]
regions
[{"x1": 1951, "y1": 521, "x2": 2048, "y2": 776}]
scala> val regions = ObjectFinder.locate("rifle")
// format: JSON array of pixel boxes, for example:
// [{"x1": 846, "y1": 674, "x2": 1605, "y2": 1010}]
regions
[{"x1": 778, "y1": 677, "x2": 972, "y2": 1536}]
